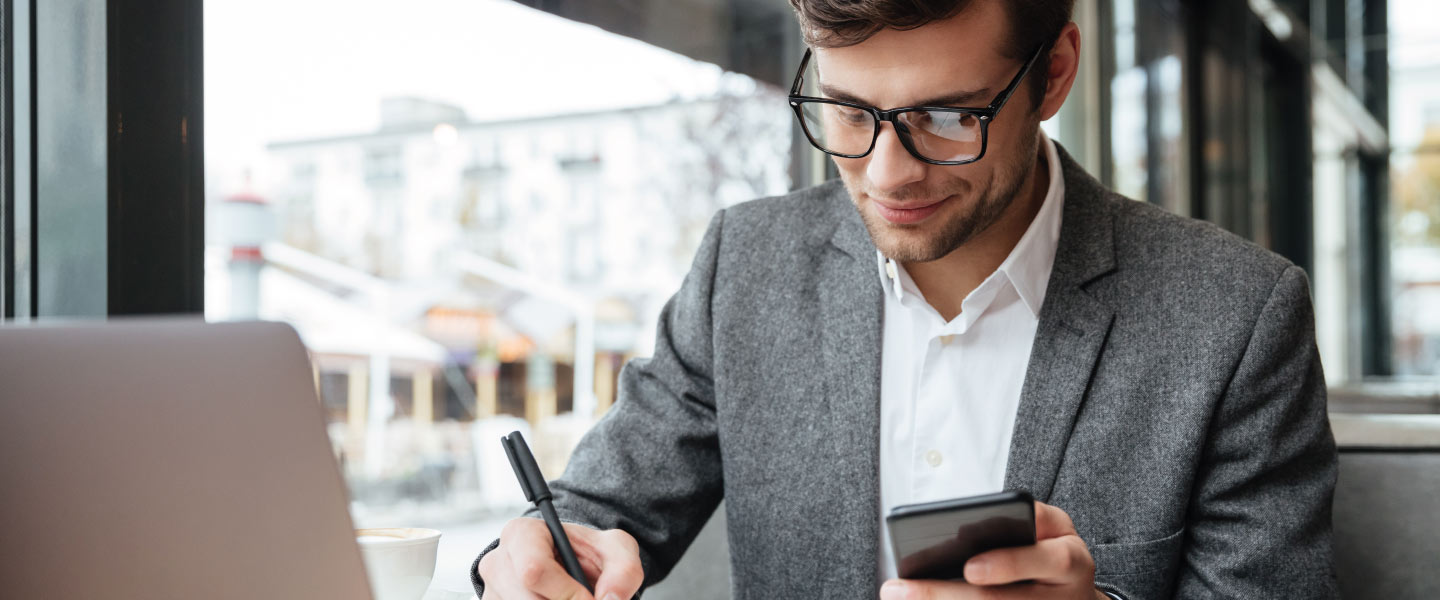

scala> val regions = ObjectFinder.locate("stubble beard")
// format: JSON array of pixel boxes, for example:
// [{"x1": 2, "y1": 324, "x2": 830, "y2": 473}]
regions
[{"x1": 845, "y1": 132, "x2": 1040, "y2": 263}]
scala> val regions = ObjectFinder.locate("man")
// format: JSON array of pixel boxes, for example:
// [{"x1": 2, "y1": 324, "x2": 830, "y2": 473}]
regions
[{"x1": 473, "y1": 0, "x2": 1338, "y2": 598}]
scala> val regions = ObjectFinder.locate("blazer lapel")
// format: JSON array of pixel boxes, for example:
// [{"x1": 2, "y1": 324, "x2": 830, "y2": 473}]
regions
[
  {"x1": 1004, "y1": 148, "x2": 1118, "y2": 502},
  {"x1": 809, "y1": 151, "x2": 1118, "y2": 586},
  {"x1": 820, "y1": 190, "x2": 885, "y2": 595}
]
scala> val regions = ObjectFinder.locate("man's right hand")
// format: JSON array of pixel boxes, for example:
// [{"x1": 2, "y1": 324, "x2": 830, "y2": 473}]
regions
[{"x1": 477, "y1": 517, "x2": 645, "y2": 600}]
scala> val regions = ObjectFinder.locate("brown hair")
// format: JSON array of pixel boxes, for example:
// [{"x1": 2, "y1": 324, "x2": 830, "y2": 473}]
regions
[{"x1": 789, "y1": 0, "x2": 1074, "y2": 107}]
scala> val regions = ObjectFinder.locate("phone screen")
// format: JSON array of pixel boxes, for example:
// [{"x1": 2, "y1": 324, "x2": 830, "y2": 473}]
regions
[{"x1": 886, "y1": 491, "x2": 1036, "y2": 580}]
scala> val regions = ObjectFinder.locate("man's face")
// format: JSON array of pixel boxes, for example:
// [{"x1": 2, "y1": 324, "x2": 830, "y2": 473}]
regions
[{"x1": 813, "y1": 0, "x2": 1043, "y2": 263}]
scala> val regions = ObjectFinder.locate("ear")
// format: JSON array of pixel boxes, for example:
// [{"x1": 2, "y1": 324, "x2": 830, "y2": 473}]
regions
[{"x1": 1038, "y1": 22, "x2": 1081, "y2": 122}]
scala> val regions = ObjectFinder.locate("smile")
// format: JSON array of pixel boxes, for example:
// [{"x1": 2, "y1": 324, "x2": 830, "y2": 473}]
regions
[{"x1": 871, "y1": 195, "x2": 951, "y2": 225}]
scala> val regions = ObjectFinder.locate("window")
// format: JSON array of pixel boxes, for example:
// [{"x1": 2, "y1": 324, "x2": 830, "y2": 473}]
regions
[
  {"x1": 204, "y1": 0, "x2": 793, "y2": 590},
  {"x1": 1388, "y1": 0, "x2": 1440, "y2": 377}
]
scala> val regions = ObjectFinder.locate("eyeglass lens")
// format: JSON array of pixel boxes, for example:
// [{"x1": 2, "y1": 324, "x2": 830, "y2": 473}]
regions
[{"x1": 798, "y1": 102, "x2": 983, "y2": 163}]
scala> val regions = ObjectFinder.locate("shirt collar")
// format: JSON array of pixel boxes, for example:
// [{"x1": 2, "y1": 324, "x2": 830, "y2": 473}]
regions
[
  {"x1": 875, "y1": 130, "x2": 1065, "y2": 318},
  {"x1": 997, "y1": 129, "x2": 1065, "y2": 317}
]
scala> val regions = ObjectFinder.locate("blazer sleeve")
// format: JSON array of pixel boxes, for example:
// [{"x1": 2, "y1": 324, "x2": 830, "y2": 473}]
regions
[
  {"x1": 1172, "y1": 265, "x2": 1339, "y2": 598},
  {"x1": 472, "y1": 210, "x2": 728, "y2": 597}
]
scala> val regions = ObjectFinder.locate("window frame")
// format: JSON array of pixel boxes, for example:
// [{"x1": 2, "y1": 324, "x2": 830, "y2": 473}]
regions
[{"x1": 0, "y1": 0, "x2": 204, "y2": 319}]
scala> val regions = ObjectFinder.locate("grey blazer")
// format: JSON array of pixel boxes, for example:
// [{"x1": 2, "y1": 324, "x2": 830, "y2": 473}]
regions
[{"x1": 473, "y1": 146, "x2": 1338, "y2": 599}]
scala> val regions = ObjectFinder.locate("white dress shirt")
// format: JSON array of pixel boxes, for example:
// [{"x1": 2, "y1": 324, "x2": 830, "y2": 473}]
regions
[{"x1": 877, "y1": 131, "x2": 1066, "y2": 580}]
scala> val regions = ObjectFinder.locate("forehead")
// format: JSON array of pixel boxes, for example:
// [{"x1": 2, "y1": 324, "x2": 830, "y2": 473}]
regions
[{"x1": 810, "y1": 0, "x2": 1014, "y2": 106}]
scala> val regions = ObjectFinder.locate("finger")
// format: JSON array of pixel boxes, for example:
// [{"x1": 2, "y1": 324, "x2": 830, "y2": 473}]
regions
[
  {"x1": 586, "y1": 529, "x2": 645, "y2": 600},
  {"x1": 558, "y1": 524, "x2": 642, "y2": 600},
  {"x1": 1033, "y1": 501, "x2": 1077, "y2": 540},
  {"x1": 502, "y1": 519, "x2": 594, "y2": 599},
  {"x1": 963, "y1": 535, "x2": 1093, "y2": 586},
  {"x1": 556, "y1": 524, "x2": 606, "y2": 585},
  {"x1": 534, "y1": 523, "x2": 642, "y2": 600},
  {"x1": 880, "y1": 578, "x2": 984, "y2": 600},
  {"x1": 480, "y1": 549, "x2": 543, "y2": 600}
]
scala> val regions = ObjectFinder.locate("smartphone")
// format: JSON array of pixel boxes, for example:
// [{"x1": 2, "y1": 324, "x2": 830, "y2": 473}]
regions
[{"x1": 886, "y1": 490, "x2": 1036, "y2": 581}]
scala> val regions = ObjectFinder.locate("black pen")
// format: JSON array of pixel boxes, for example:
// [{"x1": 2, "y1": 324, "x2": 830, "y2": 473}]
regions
[{"x1": 501, "y1": 431, "x2": 592, "y2": 592}]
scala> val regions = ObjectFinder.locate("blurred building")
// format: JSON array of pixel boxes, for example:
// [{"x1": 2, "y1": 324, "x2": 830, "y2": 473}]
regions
[
  {"x1": 265, "y1": 94, "x2": 788, "y2": 291},
  {"x1": 223, "y1": 90, "x2": 789, "y2": 429}
]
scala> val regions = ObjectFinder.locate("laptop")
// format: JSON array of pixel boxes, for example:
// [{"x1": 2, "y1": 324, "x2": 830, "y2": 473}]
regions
[{"x1": 0, "y1": 319, "x2": 374, "y2": 599}]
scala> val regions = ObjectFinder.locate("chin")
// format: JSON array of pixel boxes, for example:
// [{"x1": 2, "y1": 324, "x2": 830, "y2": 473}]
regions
[{"x1": 869, "y1": 225, "x2": 950, "y2": 263}]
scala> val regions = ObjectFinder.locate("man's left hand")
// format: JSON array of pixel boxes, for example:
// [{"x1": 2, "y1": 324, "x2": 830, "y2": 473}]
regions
[{"x1": 880, "y1": 501, "x2": 1106, "y2": 600}]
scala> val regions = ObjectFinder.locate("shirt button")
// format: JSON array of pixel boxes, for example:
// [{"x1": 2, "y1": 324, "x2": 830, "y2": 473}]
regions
[
  {"x1": 925, "y1": 450, "x2": 943, "y2": 467},
  {"x1": 939, "y1": 335, "x2": 954, "y2": 346}
]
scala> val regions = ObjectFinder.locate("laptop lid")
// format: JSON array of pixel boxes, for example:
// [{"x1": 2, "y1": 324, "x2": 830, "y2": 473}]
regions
[{"x1": 0, "y1": 319, "x2": 372, "y2": 599}]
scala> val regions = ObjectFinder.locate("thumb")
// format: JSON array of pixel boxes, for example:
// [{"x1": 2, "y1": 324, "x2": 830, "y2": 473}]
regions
[{"x1": 1034, "y1": 501, "x2": 1078, "y2": 540}]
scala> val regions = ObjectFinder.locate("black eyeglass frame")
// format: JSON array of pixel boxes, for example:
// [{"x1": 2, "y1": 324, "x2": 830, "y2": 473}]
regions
[{"x1": 787, "y1": 45, "x2": 1045, "y2": 166}]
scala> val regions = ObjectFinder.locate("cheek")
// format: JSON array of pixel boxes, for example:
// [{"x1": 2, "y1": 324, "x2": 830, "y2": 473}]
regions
[
  {"x1": 832, "y1": 157, "x2": 869, "y2": 194},
  {"x1": 984, "y1": 114, "x2": 1038, "y2": 159},
  {"x1": 934, "y1": 165, "x2": 988, "y2": 197},
  {"x1": 833, "y1": 156, "x2": 866, "y2": 179}
]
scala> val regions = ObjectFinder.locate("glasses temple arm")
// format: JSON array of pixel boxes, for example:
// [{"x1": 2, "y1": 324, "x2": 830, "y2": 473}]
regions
[
  {"x1": 987, "y1": 45, "x2": 1047, "y2": 112},
  {"x1": 790, "y1": 48, "x2": 813, "y2": 96}
]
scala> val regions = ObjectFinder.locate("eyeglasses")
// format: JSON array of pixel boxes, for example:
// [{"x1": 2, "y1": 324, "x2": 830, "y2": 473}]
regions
[{"x1": 787, "y1": 45, "x2": 1044, "y2": 166}]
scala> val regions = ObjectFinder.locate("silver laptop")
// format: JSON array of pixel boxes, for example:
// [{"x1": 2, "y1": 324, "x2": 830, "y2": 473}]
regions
[{"x1": 0, "y1": 319, "x2": 373, "y2": 599}]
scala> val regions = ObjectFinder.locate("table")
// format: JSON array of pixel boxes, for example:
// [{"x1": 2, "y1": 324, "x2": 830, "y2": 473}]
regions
[{"x1": 422, "y1": 587, "x2": 479, "y2": 600}]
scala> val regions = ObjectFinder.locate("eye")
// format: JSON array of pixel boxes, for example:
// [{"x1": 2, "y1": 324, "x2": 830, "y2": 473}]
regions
[
  {"x1": 904, "y1": 111, "x2": 978, "y2": 140},
  {"x1": 832, "y1": 105, "x2": 869, "y2": 125}
]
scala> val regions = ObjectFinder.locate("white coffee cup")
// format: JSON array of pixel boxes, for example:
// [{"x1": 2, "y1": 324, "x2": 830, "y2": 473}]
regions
[{"x1": 356, "y1": 527, "x2": 442, "y2": 600}]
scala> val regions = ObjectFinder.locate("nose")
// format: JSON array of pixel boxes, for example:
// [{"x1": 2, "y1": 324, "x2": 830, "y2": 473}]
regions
[{"x1": 865, "y1": 122, "x2": 926, "y2": 193}]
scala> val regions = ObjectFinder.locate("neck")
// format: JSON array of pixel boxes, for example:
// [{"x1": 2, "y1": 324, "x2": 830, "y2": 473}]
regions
[{"x1": 904, "y1": 142, "x2": 1050, "y2": 322}]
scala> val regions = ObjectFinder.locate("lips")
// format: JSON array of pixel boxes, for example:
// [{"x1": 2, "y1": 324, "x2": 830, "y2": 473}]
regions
[{"x1": 871, "y1": 195, "x2": 950, "y2": 225}]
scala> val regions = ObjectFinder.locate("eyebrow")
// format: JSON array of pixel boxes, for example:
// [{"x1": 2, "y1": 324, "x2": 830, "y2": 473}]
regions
[{"x1": 816, "y1": 83, "x2": 994, "y2": 109}]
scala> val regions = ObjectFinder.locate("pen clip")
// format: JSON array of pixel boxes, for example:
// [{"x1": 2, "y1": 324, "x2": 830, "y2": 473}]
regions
[{"x1": 501, "y1": 431, "x2": 552, "y2": 503}]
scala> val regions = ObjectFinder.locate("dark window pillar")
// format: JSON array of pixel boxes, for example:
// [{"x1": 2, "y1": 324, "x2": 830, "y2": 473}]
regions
[
  {"x1": 1358, "y1": 0, "x2": 1389, "y2": 376},
  {"x1": 1, "y1": 0, "x2": 203, "y2": 319},
  {"x1": 106, "y1": 0, "x2": 204, "y2": 315}
]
